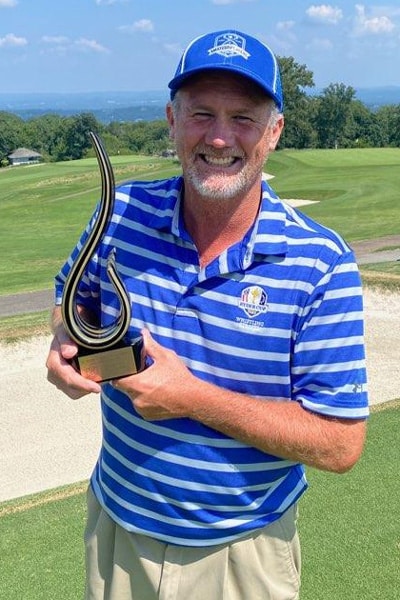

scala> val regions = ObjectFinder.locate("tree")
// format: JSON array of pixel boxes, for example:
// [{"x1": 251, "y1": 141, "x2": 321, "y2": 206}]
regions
[
  {"x1": 277, "y1": 56, "x2": 317, "y2": 149},
  {"x1": 120, "y1": 120, "x2": 170, "y2": 155},
  {"x1": 0, "y1": 112, "x2": 24, "y2": 165},
  {"x1": 349, "y1": 101, "x2": 384, "y2": 148},
  {"x1": 315, "y1": 83, "x2": 356, "y2": 149},
  {"x1": 376, "y1": 105, "x2": 400, "y2": 147},
  {"x1": 54, "y1": 113, "x2": 101, "y2": 161},
  {"x1": 24, "y1": 114, "x2": 64, "y2": 160}
]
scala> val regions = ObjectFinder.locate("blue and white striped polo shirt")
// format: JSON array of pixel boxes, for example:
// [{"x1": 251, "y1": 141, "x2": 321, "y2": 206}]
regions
[{"x1": 55, "y1": 176, "x2": 368, "y2": 546}]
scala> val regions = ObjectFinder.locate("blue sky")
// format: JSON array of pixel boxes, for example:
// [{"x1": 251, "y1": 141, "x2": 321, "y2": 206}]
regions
[{"x1": 1, "y1": 0, "x2": 400, "y2": 93}]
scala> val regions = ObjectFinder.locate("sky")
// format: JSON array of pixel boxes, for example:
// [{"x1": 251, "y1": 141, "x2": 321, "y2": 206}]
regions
[{"x1": 1, "y1": 0, "x2": 400, "y2": 94}]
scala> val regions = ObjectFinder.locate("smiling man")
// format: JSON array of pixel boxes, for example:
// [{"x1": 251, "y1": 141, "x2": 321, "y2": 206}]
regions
[{"x1": 46, "y1": 30, "x2": 369, "y2": 600}]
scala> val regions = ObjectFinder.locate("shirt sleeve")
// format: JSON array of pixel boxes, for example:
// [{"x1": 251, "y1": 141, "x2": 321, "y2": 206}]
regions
[
  {"x1": 291, "y1": 250, "x2": 369, "y2": 419},
  {"x1": 54, "y1": 207, "x2": 101, "y2": 314}
]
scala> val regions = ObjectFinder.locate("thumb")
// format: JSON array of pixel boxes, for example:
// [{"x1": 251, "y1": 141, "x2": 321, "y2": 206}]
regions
[{"x1": 141, "y1": 328, "x2": 162, "y2": 362}]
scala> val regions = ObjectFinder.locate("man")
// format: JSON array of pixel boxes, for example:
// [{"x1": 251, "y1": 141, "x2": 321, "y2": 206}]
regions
[{"x1": 46, "y1": 30, "x2": 368, "y2": 600}]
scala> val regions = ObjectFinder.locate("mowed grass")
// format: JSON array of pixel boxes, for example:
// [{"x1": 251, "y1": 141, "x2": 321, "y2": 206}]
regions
[
  {"x1": 1, "y1": 147, "x2": 400, "y2": 296},
  {"x1": 0, "y1": 155, "x2": 180, "y2": 295},
  {"x1": 0, "y1": 483, "x2": 87, "y2": 600},
  {"x1": 1, "y1": 403, "x2": 399, "y2": 600},
  {"x1": 270, "y1": 147, "x2": 400, "y2": 242},
  {"x1": 300, "y1": 400, "x2": 400, "y2": 600},
  {"x1": 0, "y1": 310, "x2": 50, "y2": 343}
]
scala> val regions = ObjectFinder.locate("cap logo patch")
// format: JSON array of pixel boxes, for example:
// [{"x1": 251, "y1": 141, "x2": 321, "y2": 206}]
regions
[
  {"x1": 239, "y1": 286, "x2": 268, "y2": 318},
  {"x1": 208, "y1": 33, "x2": 250, "y2": 60}
]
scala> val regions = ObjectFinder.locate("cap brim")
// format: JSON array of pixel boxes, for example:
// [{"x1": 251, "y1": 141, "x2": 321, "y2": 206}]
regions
[{"x1": 168, "y1": 65, "x2": 282, "y2": 112}]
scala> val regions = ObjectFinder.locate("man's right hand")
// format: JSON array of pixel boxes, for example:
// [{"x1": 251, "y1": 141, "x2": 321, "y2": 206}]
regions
[{"x1": 46, "y1": 316, "x2": 101, "y2": 399}]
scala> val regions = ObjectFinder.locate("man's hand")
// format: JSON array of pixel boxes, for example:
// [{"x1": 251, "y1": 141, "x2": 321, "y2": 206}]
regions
[
  {"x1": 46, "y1": 309, "x2": 101, "y2": 399},
  {"x1": 112, "y1": 329, "x2": 198, "y2": 420}
]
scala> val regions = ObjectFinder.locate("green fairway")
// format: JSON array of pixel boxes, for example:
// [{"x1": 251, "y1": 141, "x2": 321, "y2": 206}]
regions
[
  {"x1": 0, "y1": 483, "x2": 87, "y2": 600},
  {"x1": 0, "y1": 155, "x2": 180, "y2": 295},
  {"x1": 1, "y1": 402, "x2": 398, "y2": 600},
  {"x1": 269, "y1": 147, "x2": 400, "y2": 242},
  {"x1": 300, "y1": 400, "x2": 400, "y2": 599},
  {"x1": 1, "y1": 147, "x2": 400, "y2": 296}
]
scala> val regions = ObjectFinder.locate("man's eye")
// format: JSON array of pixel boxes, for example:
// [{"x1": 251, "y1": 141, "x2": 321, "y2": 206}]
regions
[
  {"x1": 234, "y1": 115, "x2": 253, "y2": 123},
  {"x1": 193, "y1": 111, "x2": 212, "y2": 118}
]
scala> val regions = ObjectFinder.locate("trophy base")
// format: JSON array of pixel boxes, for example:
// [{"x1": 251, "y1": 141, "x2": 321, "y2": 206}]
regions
[{"x1": 71, "y1": 336, "x2": 145, "y2": 383}]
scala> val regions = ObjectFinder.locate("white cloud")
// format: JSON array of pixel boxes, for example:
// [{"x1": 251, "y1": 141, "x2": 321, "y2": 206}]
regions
[
  {"x1": 75, "y1": 38, "x2": 110, "y2": 53},
  {"x1": 133, "y1": 19, "x2": 154, "y2": 33},
  {"x1": 119, "y1": 19, "x2": 155, "y2": 34},
  {"x1": 306, "y1": 4, "x2": 343, "y2": 25},
  {"x1": 40, "y1": 35, "x2": 110, "y2": 55},
  {"x1": 41, "y1": 36, "x2": 69, "y2": 45},
  {"x1": 0, "y1": 0, "x2": 18, "y2": 7},
  {"x1": 354, "y1": 4, "x2": 395, "y2": 35},
  {"x1": 0, "y1": 33, "x2": 27, "y2": 48}
]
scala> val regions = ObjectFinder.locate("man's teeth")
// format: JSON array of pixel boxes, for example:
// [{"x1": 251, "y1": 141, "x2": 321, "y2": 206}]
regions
[{"x1": 203, "y1": 155, "x2": 236, "y2": 166}]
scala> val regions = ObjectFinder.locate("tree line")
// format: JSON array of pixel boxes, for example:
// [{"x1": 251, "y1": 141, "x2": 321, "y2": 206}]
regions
[{"x1": 1, "y1": 56, "x2": 400, "y2": 167}]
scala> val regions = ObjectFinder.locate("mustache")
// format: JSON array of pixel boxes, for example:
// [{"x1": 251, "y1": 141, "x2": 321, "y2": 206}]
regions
[{"x1": 194, "y1": 145, "x2": 245, "y2": 159}]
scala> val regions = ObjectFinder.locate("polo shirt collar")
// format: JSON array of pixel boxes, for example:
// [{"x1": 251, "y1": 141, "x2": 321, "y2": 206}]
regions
[
  {"x1": 148, "y1": 176, "x2": 288, "y2": 259},
  {"x1": 251, "y1": 179, "x2": 288, "y2": 258}
]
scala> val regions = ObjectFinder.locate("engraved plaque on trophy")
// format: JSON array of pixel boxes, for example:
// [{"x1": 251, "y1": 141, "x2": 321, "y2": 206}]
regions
[{"x1": 61, "y1": 131, "x2": 145, "y2": 382}]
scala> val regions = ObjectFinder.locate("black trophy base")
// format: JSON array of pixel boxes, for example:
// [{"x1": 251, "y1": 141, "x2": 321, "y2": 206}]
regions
[{"x1": 71, "y1": 336, "x2": 145, "y2": 383}]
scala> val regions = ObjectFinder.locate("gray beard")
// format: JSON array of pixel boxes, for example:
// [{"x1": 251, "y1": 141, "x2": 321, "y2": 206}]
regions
[{"x1": 185, "y1": 167, "x2": 253, "y2": 201}]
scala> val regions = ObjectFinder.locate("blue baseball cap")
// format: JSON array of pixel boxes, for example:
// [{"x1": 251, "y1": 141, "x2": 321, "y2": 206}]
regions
[{"x1": 168, "y1": 30, "x2": 283, "y2": 112}]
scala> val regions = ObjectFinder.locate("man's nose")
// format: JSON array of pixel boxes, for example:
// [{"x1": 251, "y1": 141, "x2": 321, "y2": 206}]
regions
[{"x1": 204, "y1": 118, "x2": 235, "y2": 148}]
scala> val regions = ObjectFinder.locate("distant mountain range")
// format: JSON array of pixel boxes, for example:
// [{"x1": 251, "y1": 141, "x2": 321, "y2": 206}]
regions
[
  {"x1": 0, "y1": 87, "x2": 399, "y2": 123},
  {"x1": 354, "y1": 86, "x2": 400, "y2": 109},
  {"x1": 0, "y1": 91, "x2": 169, "y2": 123}
]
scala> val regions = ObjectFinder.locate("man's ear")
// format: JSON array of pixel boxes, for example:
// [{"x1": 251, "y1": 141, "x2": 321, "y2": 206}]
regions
[
  {"x1": 166, "y1": 103, "x2": 175, "y2": 140},
  {"x1": 269, "y1": 115, "x2": 284, "y2": 151}
]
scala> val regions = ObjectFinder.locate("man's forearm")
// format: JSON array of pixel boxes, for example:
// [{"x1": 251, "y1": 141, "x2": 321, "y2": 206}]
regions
[
  {"x1": 184, "y1": 380, "x2": 366, "y2": 473},
  {"x1": 50, "y1": 304, "x2": 97, "y2": 336},
  {"x1": 50, "y1": 305, "x2": 63, "y2": 334},
  {"x1": 111, "y1": 330, "x2": 367, "y2": 475}
]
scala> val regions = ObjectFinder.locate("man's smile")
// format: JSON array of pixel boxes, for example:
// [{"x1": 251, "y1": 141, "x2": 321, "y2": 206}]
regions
[{"x1": 199, "y1": 153, "x2": 242, "y2": 168}]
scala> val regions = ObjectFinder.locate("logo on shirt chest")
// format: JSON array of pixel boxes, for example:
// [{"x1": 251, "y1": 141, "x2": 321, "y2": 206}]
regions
[{"x1": 238, "y1": 286, "x2": 269, "y2": 318}]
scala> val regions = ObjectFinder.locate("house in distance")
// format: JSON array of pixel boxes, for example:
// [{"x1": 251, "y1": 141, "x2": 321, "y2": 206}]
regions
[{"x1": 8, "y1": 148, "x2": 42, "y2": 166}]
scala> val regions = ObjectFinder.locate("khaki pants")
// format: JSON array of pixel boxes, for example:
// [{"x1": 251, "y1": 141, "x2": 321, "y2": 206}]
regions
[{"x1": 84, "y1": 486, "x2": 301, "y2": 600}]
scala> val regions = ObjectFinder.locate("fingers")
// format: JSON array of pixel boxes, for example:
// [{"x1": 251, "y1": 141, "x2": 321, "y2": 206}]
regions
[
  {"x1": 46, "y1": 335, "x2": 101, "y2": 399},
  {"x1": 54, "y1": 325, "x2": 79, "y2": 361}
]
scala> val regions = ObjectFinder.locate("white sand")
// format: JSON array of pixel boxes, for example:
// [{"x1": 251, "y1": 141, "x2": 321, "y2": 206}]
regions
[
  {"x1": 0, "y1": 337, "x2": 102, "y2": 502},
  {"x1": 1, "y1": 286, "x2": 399, "y2": 502},
  {"x1": 284, "y1": 199, "x2": 320, "y2": 207}
]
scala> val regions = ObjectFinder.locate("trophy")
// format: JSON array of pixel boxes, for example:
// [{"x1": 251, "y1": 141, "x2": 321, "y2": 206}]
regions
[{"x1": 61, "y1": 131, "x2": 145, "y2": 382}]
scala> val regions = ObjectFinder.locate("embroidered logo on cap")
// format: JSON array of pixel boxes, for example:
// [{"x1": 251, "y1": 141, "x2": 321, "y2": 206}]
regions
[
  {"x1": 239, "y1": 286, "x2": 268, "y2": 318},
  {"x1": 208, "y1": 33, "x2": 250, "y2": 60}
]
